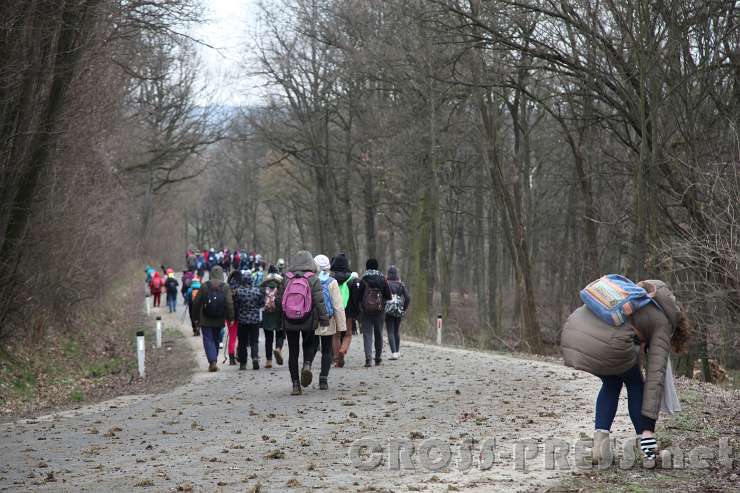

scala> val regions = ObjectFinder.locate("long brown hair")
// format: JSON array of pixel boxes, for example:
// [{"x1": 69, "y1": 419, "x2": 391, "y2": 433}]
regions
[{"x1": 671, "y1": 309, "x2": 691, "y2": 354}]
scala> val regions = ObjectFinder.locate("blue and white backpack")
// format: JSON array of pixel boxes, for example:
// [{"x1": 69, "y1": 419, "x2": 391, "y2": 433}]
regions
[
  {"x1": 319, "y1": 273, "x2": 334, "y2": 318},
  {"x1": 580, "y1": 274, "x2": 660, "y2": 326}
]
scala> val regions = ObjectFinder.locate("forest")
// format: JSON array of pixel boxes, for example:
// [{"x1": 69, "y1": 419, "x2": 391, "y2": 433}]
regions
[{"x1": 1, "y1": 0, "x2": 738, "y2": 378}]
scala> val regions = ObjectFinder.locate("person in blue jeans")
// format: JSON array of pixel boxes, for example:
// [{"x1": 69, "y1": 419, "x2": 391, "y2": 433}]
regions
[
  {"x1": 562, "y1": 280, "x2": 690, "y2": 465},
  {"x1": 164, "y1": 272, "x2": 179, "y2": 313},
  {"x1": 191, "y1": 266, "x2": 235, "y2": 372},
  {"x1": 595, "y1": 365, "x2": 650, "y2": 434}
]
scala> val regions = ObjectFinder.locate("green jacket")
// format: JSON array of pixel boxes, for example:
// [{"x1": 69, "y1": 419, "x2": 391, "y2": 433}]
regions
[{"x1": 192, "y1": 266, "x2": 235, "y2": 328}]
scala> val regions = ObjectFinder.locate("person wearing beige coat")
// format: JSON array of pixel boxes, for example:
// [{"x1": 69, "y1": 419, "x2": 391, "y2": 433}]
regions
[
  {"x1": 311, "y1": 255, "x2": 347, "y2": 390},
  {"x1": 561, "y1": 279, "x2": 690, "y2": 463}
]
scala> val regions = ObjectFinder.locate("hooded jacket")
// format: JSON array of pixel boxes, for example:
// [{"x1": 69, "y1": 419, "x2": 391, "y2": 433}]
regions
[
  {"x1": 234, "y1": 274, "x2": 265, "y2": 326},
  {"x1": 278, "y1": 250, "x2": 329, "y2": 331},
  {"x1": 149, "y1": 272, "x2": 163, "y2": 294},
  {"x1": 331, "y1": 254, "x2": 362, "y2": 318},
  {"x1": 561, "y1": 279, "x2": 681, "y2": 420},
  {"x1": 262, "y1": 273, "x2": 284, "y2": 331},
  {"x1": 386, "y1": 266, "x2": 411, "y2": 312},
  {"x1": 191, "y1": 266, "x2": 235, "y2": 328}
]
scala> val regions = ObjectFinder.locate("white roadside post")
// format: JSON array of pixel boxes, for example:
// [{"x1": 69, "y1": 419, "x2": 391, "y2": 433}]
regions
[
  {"x1": 136, "y1": 330, "x2": 146, "y2": 378},
  {"x1": 145, "y1": 296, "x2": 150, "y2": 316},
  {"x1": 155, "y1": 316, "x2": 162, "y2": 348},
  {"x1": 436, "y1": 314, "x2": 443, "y2": 345}
]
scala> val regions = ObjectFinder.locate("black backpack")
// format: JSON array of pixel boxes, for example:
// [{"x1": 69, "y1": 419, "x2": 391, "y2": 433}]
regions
[
  {"x1": 203, "y1": 281, "x2": 226, "y2": 319},
  {"x1": 165, "y1": 278, "x2": 178, "y2": 293}
]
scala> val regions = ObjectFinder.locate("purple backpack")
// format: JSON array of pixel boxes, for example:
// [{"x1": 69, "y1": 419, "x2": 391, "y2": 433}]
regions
[{"x1": 282, "y1": 272, "x2": 314, "y2": 322}]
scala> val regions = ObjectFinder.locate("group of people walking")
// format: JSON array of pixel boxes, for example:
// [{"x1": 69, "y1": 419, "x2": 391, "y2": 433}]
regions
[
  {"x1": 145, "y1": 266, "x2": 180, "y2": 313},
  {"x1": 159, "y1": 250, "x2": 410, "y2": 396},
  {"x1": 184, "y1": 248, "x2": 279, "y2": 279},
  {"x1": 148, "y1": 251, "x2": 692, "y2": 466}
]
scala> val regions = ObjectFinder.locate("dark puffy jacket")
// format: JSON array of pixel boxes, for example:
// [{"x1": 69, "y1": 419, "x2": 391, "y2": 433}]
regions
[
  {"x1": 330, "y1": 253, "x2": 362, "y2": 319},
  {"x1": 561, "y1": 280, "x2": 681, "y2": 420},
  {"x1": 234, "y1": 275, "x2": 265, "y2": 325},
  {"x1": 278, "y1": 250, "x2": 329, "y2": 331},
  {"x1": 332, "y1": 271, "x2": 361, "y2": 318},
  {"x1": 164, "y1": 277, "x2": 179, "y2": 295}
]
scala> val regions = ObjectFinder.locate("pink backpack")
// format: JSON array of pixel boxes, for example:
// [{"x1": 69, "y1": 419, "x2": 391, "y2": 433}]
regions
[{"x1": 282, "y1": 272, "x2": 314, "y2": 321}]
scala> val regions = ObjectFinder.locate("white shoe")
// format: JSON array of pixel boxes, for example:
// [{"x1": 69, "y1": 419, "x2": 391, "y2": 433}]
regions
[
  {"x1": 390, "y1": 353, "x2": 398, "y2": 360},
  {"x1": 219, "y1": 342, "x2": 224, "y2": 349}
]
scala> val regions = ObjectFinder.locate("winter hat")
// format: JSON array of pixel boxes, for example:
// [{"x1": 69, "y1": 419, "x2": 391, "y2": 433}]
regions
[
  {"x1": 330, "y1": 253, "x2": 350, "y2": 273},
  {"x1": 366, "y1": 258, "x2": 379, "y2": 270},
  {"x1": 387, "y1": 265, "x2": 399, "y2": 281},
  {"x1": 314, "y1": 254, "x2": 331, "y2": 272}
]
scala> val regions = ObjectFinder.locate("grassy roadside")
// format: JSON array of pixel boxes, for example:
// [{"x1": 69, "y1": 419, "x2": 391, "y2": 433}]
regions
[
  {"x1": 0, "y1": 265, "x2": 194, "y2": 421},
  {"x1": 537, "y1": 377, "x2": 739, "y2": 493}
]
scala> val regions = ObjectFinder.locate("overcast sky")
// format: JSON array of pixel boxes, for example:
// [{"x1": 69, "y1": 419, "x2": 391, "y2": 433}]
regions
[{"x1": 188, "y1": 0, "x2": 261, "y2": 106}]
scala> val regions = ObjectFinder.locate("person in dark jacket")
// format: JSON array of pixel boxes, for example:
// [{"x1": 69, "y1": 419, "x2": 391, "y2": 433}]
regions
[
  {"x1": 181, "y1": 270, "x2": 195, "y2": 302},
  {"x1": 191, "y1": 265, "x2": 235, "y2": 372},
  {"x1": 385, "y1": 265, "x2": 410, "y2": 360},
  {"x1": 262, "y1": 265, "x2": 285, "y2": 368},
  {"x1": 164, "y1": 272, "x2": 179, "y2": 313},
  {"x1": 561, "y1": 279, "x2": 690, "y2": 464},
  {"x1": 330, "y1": 253, "x2": 361, "y2": 367},
  {"x1": 357, "y1": 258, "x2": 391, "y2": 367},
  {"x1": 278, "y1": 250, "x2": 329, "y2": 395},
  {"x1": 233, "y1": 271, "x2": 265, "y2": 370}
]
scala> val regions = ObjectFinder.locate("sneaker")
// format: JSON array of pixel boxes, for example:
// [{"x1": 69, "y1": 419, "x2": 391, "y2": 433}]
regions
[
  {"x1": 208, "y1": 362, "x2": 218, "y2": 372},
  {"x1": 300, "y1": 363, "x2": 313, "y2": 387},
  {"x1": 319, "y1": 378, "x2": 328, "y2": 390},
  {"x1": 364, "y1": 359, "x2": 372, "y2": 368},
  {"x1": 252, "y1": 359, "x2": 260, "y2": 370},
  {"x1": 389, "y1": 353, "x2": 397, "y2": 360},
  {"x1": 291, "y1": 382, "x2": 302, "y2": 396},
  {"x1": 375, "y1": 358, "x2": 382, "y2": 366},
  {"x1": 229, "y1": 354, "x2": 236, "y2": 366},
  {"x1": 239, "y1": 363, "x2": 247, "y2": 371},
  {"x1": 265, "y1": 360, "x2": 272, "y2": 369},
  {"x1": 274, "y1": 349, "x2": 284, "y2": 366},
  {"x1": 219, "y1": 342, "x2": 224, "y2": 350}
]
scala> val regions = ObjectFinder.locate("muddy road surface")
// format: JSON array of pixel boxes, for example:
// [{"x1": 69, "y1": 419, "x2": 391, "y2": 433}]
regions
[{"x1": 0, "y1": 303, "x2": 633, "y2": 492}]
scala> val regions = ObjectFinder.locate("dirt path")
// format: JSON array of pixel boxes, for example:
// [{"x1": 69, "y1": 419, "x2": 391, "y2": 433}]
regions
[{"x1": 0, "y1": 300, "x2": 637, "y2": 492}]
